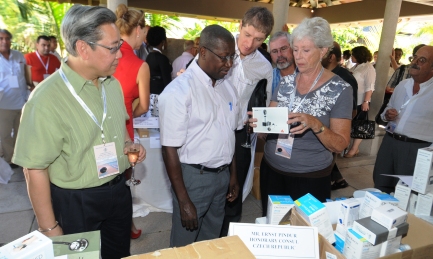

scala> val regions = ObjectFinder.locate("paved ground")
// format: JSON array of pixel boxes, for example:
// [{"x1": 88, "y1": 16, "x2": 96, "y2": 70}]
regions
[{"x1": 0, "y1": 153, "x2": 376, "y2": 255}]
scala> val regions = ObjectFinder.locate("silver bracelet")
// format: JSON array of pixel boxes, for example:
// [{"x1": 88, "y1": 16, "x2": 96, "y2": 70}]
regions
[{"x1": 38, "y1": 221, "x2": 59, "y2": 233}]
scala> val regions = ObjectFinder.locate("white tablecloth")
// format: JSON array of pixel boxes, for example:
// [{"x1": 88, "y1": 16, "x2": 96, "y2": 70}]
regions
[{"x1": 131, "y1": 129, "x2": 173, "y2": 217}]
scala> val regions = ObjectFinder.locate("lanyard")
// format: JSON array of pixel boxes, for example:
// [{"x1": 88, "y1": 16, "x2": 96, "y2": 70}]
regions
[
  {"x1": 290, "y1": 67, "x2": 324, "y2": 113},
  {"x1": 35, "y1": 51, "x2": 50, "y2": 74},
  {"x1": 59, "y1": 69, "x2": 107, "y2": 144}
]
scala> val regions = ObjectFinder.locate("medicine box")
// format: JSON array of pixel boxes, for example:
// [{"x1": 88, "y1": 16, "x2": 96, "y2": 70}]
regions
[
  {"x1": 337, "y1": 198, "x2": 360, "y2": 228},
  {"x1": 379, "y1": 235, "x2": 402, "y2": 257},
  {"x1": 0, "y1": 230, "x2": 54, "y2": 259},
  {"x1": 343, "y1": 228, "x2": 382, "y2": 259},
  {"x1": 359, "y1": 191, "x2": 399, "y2": 219},
  {"x1": 294, "y1": 193, "x2": 335, "y2": 244},
  {"x1": 371, "y1": 203, "x2": 408, "y2": 230},
  {"x1": 412, "y1": 147, "x2": 433, "y2": 194},
  {"x1": 334, "y1": 231, "x2": 345, "y2": 254},
  {"x1": 352, "y1": 217, "x2": 408, "y2": 245},
  {"x1": 266, "y1": 195, "x2": 294, "y2": 225}
]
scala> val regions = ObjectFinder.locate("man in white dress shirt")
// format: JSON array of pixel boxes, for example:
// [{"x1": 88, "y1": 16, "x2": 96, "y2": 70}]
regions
[
  {"x1": 0, "y1": 29, "x2": 28, "y2": 168},
  {"x1": 171, "y1": 40, "x2": 197, "y2": 79},
  {"x1": 374, "y1": 45, "x2": 433, "y2": 193},
  {"x1": 221, "y1": 6, "x2": 274, "y2": 237},
  {"x1": 159, "y1": 25, "x2": 242, "y2": 247}
]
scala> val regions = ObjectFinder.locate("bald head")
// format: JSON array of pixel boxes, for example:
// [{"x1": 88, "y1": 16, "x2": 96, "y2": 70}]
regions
[{"x1": 409, "y1": 45, "x2": 433, "y2": 84}]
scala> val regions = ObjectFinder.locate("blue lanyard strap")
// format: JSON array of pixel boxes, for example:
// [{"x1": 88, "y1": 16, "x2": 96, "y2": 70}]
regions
[{"x1": 59, "y1": 69, "x2": 107, "y2": 143}]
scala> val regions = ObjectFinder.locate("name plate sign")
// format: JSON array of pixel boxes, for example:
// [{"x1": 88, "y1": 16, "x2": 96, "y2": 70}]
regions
[
  {"x1": 228, "y1": 223, "x2": 319, "y2": 259},
  {"x1": 133, "y1": 117, "x2": 159, "y2": 128}
]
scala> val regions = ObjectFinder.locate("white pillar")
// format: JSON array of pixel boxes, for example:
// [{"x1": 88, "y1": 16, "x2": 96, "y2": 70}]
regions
[
  {"x1": 272, "y1": 0, "x2": 290, "y2": 35},
  {"x1": 361, "y1": 0, "x2": 403, "y2": 156},
  {"x1": 107, "y1": 0, "x2": 127, "y2": 12}
]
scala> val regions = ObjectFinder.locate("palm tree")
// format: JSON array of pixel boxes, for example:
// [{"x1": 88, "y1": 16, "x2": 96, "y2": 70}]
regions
[{"x1": 145, "y1": 13, "x2": 184, "y2": 38}]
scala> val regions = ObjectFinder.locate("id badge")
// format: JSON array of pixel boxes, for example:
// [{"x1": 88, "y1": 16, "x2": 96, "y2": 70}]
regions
[
  {"x1": 386, "y1": 122, "x2": 397, "y2": 133},
  {"x1": 275, "y1": 133, "x2": 295, "y2": 159},
  {"x1": 8, "y1": 75, "x2": 19, "y2": 88},
  {"x1": 43, "y1": 74, "x2": 50, "y2": 79},
  {"x1": 93, "y1": 142, "x2": 120, "y2": 179}
]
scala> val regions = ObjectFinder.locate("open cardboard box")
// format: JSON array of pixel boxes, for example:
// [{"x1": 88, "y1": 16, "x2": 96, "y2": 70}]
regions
[
  {"x1": 291, "y1": 208, "x2": 433, "y2": 259},
  {"x1": 123, "y1": 235, "x2": 254, "y2": 259}
]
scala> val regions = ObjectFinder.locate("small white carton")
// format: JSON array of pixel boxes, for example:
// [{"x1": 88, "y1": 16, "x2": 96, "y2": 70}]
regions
[
  {"x1": 412, "y1": 147, "x2": 433, "y2": 194},
  {"x1": 294, "y1": 193, "x2": 335, "y2": 244},
  {"x1": 394, "y1": 180, "x2": 412, "y2": 211},
  {"x1": 352, "y1": 217, "x2": 409, "y2": 245},
  {"x1": 0, "y1": 230, "x2": 54, "y2": 259},
  {"x1": 343, "y1": 229, "x2": 382, "y2": 259},
  {"x1": 371, "y1": 203, "x2": 408, "y2": 230},
  {"x1": 334, "y1": 231, "x2": 345, "y2": 254},
  {"x1": 359, "y1": 191, "x2": 399, "y2": 219},
  {"x1": 379, "y1": 235, "x2": 402, "y2": 257},
  {"x1": 337, "y1": 198, "x2": 360, "y2": 228},
  {"x1": 266, "y1": 195, "x2": 294, "y2": 225}
]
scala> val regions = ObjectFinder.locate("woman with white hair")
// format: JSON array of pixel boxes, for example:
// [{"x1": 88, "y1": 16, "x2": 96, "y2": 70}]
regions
[{"x1": 250, "y1": 17, "x2": 353, "y2": 215}]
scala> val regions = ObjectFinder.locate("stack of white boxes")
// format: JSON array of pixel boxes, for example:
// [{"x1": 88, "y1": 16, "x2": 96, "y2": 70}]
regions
[{"x1": 411, "y1": 147, "x2": 433, "y2": 217}]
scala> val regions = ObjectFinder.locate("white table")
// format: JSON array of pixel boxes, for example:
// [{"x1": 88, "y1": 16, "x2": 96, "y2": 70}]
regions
[{"x1": 131, "y1": 129, "x2": 173, "y2": 217}]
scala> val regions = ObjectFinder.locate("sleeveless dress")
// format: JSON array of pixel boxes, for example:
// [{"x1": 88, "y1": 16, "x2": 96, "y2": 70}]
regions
[{"x1": 113, "y1": 41, "x2": 144, "y2": 138}]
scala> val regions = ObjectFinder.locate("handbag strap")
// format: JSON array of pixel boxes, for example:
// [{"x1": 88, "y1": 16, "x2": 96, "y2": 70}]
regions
[{"x1": 354, "y1": 110, "x2": 369, "y2": 120}]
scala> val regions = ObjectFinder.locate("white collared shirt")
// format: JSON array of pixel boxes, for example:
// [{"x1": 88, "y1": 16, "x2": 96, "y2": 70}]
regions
[
  {"x1": 352, "y1": 62, "x2": 376, "y2": 105},
  {"x1": 159, "y1": 60, "x2": 243, "y2": 168},
  {"x1": 383, "y1": 76, "x2": 433, "y2": 142},
  {"x1": 0, "y1": 50, "x2": 28, "y2": 110},
  {"x1": 226, "y1": 35, "x2": 273, "y2": 123}
]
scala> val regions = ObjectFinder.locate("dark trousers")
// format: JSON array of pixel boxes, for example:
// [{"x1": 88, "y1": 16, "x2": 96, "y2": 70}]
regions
[
  {"x1": 220, "y1": 127, "x2": 251, "y2": 236},
  {"x1": 51, "y1": 175, "x2": 132, "y2": 259},
  {"x1": 373, "y1": 134, "x2": 431, "y2": 193},
  {"x1": 260, "y1": 158, "x2": 332, "y2": 217}
]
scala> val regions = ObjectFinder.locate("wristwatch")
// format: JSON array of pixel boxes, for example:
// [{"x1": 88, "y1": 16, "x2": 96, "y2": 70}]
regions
[{"x1": 314, "y1": 125, "x2": 325, "y2": 134}]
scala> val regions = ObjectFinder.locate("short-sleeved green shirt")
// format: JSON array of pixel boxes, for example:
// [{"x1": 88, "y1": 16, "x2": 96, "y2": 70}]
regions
[{"x1": 13, "y1": 61, "x2": 130, "y2": 189}]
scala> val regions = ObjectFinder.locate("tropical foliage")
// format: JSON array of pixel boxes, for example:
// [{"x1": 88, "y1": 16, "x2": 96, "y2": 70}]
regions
[
  {"x1": 182, "y1": 20, "x2": 240, "y2": 40},
  {"x1": 0, "y1": 0, "x2": 72, "y2": 54},
  {"x1": 145, "y1": 13, "x2": 183, "y2": 39}
]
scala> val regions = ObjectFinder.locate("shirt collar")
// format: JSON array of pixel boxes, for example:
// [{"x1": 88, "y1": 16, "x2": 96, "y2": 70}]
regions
[
  {"x1": 61, "y1": 59, "x2": 113, "y2": 94},
  {"x1": 420, "y1": 75, "x2": 433, "y2": 88}
]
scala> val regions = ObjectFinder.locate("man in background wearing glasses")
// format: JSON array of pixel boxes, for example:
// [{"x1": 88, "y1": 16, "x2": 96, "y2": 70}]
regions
[
  {"x1": 13, "y1": 5, "x2": 145, "y2": 258},
  {"x1": 269, "y1": 31, "x2": 295, "y2": 95},
  {"x1": 159, "y1": 25, "x2": 243, "y2": 247},
  {"x1": 374, "y1": 45, "x2": 433, "y2": 194}
]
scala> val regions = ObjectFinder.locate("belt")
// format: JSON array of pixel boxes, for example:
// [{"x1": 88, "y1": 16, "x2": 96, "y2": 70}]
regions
[
  {"x1": 387, "y1": 132, "x2": 430, "y2": 144},
  {"x1": 188, "y1": 164, "x2": 229, "y2": 173},
  {"x1": 100, "y1": 174, "x2": 123, "y2": 187}
]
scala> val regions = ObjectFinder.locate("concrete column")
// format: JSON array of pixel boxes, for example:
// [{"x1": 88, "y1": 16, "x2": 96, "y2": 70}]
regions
[
  {"x1": 272, "y1": 0, "x2": 290, "y2": 35},
  {"x1": 107, "y1": 0, "x2": 127, "y2": 12},
  {"x1": 360, "y1": 0, "x2": 402, "y2": 156}
]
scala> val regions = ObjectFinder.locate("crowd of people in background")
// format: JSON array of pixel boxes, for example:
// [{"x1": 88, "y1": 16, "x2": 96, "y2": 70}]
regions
[{"x1": 1, "y1": 3, "x2": 433, "y2": 258}]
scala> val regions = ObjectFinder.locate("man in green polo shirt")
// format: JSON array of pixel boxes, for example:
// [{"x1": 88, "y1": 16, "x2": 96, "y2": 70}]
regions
[{"x1": 12, "y1": 5, "x2": 145, "y2": 259}]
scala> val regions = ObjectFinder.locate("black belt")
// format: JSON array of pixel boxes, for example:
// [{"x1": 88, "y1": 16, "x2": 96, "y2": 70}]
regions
[
  {"x1": 188, "y1": 164, "x2": 229, "y2": 173},
  {"x1": 100, "y1": 174, "x2": 123, "y2": 187},
  {"x1": 387, "y1": 132, "x2": 430, "y2": 144}
]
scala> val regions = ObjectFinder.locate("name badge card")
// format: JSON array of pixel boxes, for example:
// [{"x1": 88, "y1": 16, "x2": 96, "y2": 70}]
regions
[
  {"x1": 133, "y1": 117, "x2": 159, "y2": 128},
  {"x1": 228, "y1": 223, "x2": 319, "y2": 259},
  {"x1": 8, "y1": 75, "x2": 19, "y2": 89},
  {"x1": 93, "y1": 142, "x2": 119, "y2": 179},
  {"x1": 252, "y1": 107, "x2": 289, "y2": 134}
]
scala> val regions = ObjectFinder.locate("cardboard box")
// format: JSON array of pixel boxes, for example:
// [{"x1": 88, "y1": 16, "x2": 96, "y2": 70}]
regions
[
  {"x1": 266, "y1": 195, "x2": 294, "y2": 225},
  {"x1": 343, "y1": 228, "x2": 382, "y2": 259},
  {"x1": 359, "y1": 191, "x2": 399, "y2": 219},
  {"x1": 412, "y1": 147, "x2": 433, "y2": 194},
  {"x1": 123, "y1": 235, "x2": 255, "y2": 259},
  {"x1": 136, "y1": 128, "x2": 150, "y2": 138},
  {"x1": 295, "y1": 193, "x2": 335, "y2": 244},
  {"x1": 50, "y1": 230, "x2": 100, "y2": 258},
  {"x1": 352, "y1": 217, "x2": 409, "y2": 245},
  {"x1": 0, "y1": 230, "x2": 54, "y2": 259},
  {"x1": 371, "y1": 204, "x2": 408, "y2": 230},
  {"x1": 337, "y1": 198, "x2": 360, "y2": 228}
]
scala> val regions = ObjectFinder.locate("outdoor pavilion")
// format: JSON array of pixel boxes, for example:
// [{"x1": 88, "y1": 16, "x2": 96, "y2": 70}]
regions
[{"x1": 52, "y1": 0, "x2": 433, "y2": 155}]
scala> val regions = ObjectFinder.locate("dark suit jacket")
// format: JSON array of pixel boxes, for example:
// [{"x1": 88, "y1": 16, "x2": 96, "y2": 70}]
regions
[
  {"x1": 146, "y1": 51, "x2": 173, "y2": 95},
  {"x1": 332, "y1": 65, "x2": 358, "y2": 111}
]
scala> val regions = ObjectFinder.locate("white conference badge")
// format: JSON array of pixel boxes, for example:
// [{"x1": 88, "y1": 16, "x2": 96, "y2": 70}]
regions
[
  {"x1": 8, "y1": 75, "x2": 19, "y2": 88},
  {"x1": 94, "y1": 142, "x2": 119, "y2": 179}
]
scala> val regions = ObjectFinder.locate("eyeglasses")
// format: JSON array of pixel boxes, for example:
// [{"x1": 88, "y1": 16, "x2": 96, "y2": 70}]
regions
[
  {"x1": 410, "y1": 55, "x2": 428, "y2": 65},
  {"x1": 202, "y1": 46, "x2": 238, "y2": 63},
  {"x1": 270, "y1": 45, "x2": 290, "y2": 55},
  {"x1": 87, "y1": 39, "x2": 124, "y2": 54}
]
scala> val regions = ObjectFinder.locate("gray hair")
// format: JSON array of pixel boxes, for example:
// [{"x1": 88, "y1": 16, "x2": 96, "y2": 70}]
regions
[
  {"x1": 269, "y1": 31, "x2": 291, "y2": 45},
  {"x1": 290, "y1": 17, "x2": 333, "y2": 49},
  {"x1": 61, "y1": 5, "x2": 117, "y2": 57},
  {"x1": 184, "y1": 40, "x2": 194, "y2": 51},
  {"x1": 0, "y1": 29, "x2": 12, "y2": 39}
]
